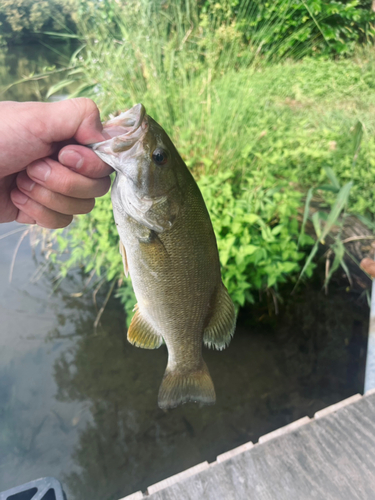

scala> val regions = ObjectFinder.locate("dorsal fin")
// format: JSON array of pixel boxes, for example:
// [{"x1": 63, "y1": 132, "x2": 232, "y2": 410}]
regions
[
  {"x1": 203, "y1": 283, "x2": 236, "y2": 351},
  {"x1": 119, "y1": 240, "x2": 129, "y2": 277}
]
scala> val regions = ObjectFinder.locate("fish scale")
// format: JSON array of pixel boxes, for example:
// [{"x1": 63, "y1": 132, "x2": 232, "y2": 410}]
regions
[{"x1": 90, "y1": 103, "x2": 236, "y2": 409}]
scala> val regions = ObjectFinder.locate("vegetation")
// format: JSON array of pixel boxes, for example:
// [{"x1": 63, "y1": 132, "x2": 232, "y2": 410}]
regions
[
  {"x1": 33, "y1": 0, "x2": 371, "y2": 319},
  {"x1": 0, "y1": 0, "x2": 78, "y2": 44},
  {"x1": 2, "y1": 0, "x2": 375, "y2": 316}
]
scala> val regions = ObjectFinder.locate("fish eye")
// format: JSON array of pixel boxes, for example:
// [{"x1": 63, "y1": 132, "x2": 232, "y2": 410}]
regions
[{"x1": 152, "y1": 148, "x2": 168, "y2": 166}]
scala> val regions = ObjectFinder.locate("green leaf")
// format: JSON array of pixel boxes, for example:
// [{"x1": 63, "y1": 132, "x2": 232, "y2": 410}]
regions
[
  {"x1": 320, "y1": 182, "x2": 353, "y2": 242},
  {"x1": 243, "y1": 244, "x2": 258, "y2": 255},
  {"x1": 323, "y1": 166, "x2": 341, "y2": 191},
  {"x1": 46, "y1": 79, "x2": 77, "y2": 98},
  {"x1": 324, "y1": 240, "x2": 345, "y2": 287},
  {"x1": 340, "y1": 258, "x2": 352, "y2": 287},
  {"x1": 293, "y1": 243, "x2": 319, "y2": 292},
  {"x1": 244, "y1": 214, "x2": 259, "y2": 224},
  {"x1": 271, "y1": 225, "x2": 283, "y2": 235},
  {"x1": 298, "y1": 187, "x2": 313, "y2": 247},
  {"x1": 318, "y1": 185, "x2": 341, "y2": 193},
  {"x1": 352, "y1": 120, "x2": 363, "y2": 160},
  {"x1": 312, "y1": 211, "x2": 322, "y2": 240}
]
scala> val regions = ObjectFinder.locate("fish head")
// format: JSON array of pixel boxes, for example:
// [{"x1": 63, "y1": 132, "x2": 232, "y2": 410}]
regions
[{"x1": 90, "y1": 104, "x2": 184, "y2": 232}]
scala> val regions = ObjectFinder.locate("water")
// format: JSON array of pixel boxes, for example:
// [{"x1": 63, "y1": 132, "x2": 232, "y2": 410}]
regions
[
  {"x1": 0, "y1": 42, "x2": 76, "y2": 101},
  {"x1": 0, "y1": 43, "x2": 370, "y2": 499},
  {"x1": 0, "y1": 221, "x2": 369, "y2": 499}
]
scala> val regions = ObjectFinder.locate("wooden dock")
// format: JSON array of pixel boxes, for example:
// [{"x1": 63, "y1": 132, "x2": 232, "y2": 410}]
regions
[{"x1": 121, "y1": 390, "x2": 375, "y2": 500}]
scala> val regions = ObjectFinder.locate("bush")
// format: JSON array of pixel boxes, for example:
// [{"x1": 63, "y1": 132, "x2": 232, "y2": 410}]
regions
[
  {"x1": 53, "y1": 169, "x2": 311, "y2": 314},
  {"x1": 74, "y1": 0, "x2": 375, "y2": 58},
  {"x1": 199, "y1": 171, "x2": 310, "y2": 307},
  {"x1": 206, "y1": 0, "x2": 375, "y2": 56},
  {"x1": 0, "y1": 0, "x2": 78, "y2": 45},
  {"x1": 47, "y1": 0, "x2": 375, "y2": 317}
]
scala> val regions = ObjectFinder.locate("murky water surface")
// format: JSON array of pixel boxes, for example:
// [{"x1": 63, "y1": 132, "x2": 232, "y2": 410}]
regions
[
  {"x1": 0, "y1": 42, "x2": 370, "y2": 500},
  {"x1": 0, "y1": 42, "x2": 75, "y2": 101},
  {"x1": 0, "y1": 222, "x2": 369, "y2": 499}
]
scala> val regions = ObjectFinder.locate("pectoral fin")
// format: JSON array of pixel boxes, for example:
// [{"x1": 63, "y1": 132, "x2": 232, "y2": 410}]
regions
[
  {"x1": 119, "y1": 240, "x2": 129, "y2": 277},
  {"x1": 203, "y1": 283, "x2": 236, "y2": 350},
  {"x1": 128, "y1": 307, "x2": 163, "y2": 349}
]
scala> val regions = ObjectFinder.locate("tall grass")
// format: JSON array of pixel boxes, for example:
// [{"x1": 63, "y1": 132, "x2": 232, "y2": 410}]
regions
[
  {"x1": 48, "y1": 0, "x2": 375, "y2": 312},
  {"x1": 53, "y1": 0, "x2": 315, "y2": 175}
]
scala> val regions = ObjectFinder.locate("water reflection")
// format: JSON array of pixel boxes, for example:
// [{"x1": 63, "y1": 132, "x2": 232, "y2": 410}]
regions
[
  {"x1": 51, "y1": 268, "x2": 368, "y2": 499},
  {"x1": 0, "y1": 223, "x2": 91, "y2": 494},
  {"x1": 0, "y1": 222, "x2": 369, "y2": 499},
  {"x1": 0, "y1": 42, "x2": 76, "y2": 101}
]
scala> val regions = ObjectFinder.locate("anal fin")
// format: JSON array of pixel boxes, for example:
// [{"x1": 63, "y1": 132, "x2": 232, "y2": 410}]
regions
[
  {"x1": 128, "y1": 307, "x2": 163, "y2": 349},
  {"x1": 203, "y1": 283, "x2": 236, "y2": 350},
  {"x1": 119, "y1": 240, "x2": 129, "y2": 277}
]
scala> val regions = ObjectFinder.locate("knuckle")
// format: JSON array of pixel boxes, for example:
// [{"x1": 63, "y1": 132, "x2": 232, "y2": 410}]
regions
[
  {"x1": 29, "y1": 184, "x2": 58, "y2": 213},
  {"x1": 29, "y1": 116, "x2": 49, "y2": 140},
  {"x1": 60, "y1": 176, "x2": 76, "y2": 197},
  {"x1": 74, "y1": 97, "x2": 99, "y2": 118}
]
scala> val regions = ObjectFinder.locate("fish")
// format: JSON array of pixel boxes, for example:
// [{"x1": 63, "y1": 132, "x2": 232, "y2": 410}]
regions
[{"x1": 90, "y1": 103, "x2": 236, "y2": 409}]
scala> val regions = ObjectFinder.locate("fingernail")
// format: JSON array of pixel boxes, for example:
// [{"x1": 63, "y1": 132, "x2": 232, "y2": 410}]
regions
[
  {"x1": 28, "y1": 161, "x2": 51, "y2": 182},
  {"x1": 18, "y1": 176, "x2": 35, "y2": 192},
  {"x1": 12, "y1": 190, "x2": 29, "y2": 205},
  {"x1": 60, "y1": 150, "x2": 84, "y2": 169}
]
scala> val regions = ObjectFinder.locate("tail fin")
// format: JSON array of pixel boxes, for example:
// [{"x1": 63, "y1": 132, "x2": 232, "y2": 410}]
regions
[{"x1": 158, "y1": 362, "x2": 216, "y2": 410}]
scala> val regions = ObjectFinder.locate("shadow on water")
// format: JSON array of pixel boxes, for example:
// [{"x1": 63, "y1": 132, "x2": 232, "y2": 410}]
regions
[{"x1": 51, "y1": 267, "x2": 369, "y2": 498}]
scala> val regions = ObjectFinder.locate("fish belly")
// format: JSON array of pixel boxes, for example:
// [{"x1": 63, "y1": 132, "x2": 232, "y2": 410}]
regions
[{"x1": 114, "y1": 195, "x2": 221, "y2": 409}]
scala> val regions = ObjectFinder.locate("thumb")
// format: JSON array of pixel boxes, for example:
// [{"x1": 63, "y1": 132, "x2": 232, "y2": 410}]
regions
[{"x1": 44, "y1": 98, "x2": 106, "y2": 145}]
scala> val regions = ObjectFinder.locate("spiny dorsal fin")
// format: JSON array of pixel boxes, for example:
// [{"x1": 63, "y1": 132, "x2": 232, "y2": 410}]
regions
[
  {"x1": 119, "y1": 240, "x2": 129, "y2": 277},
  {"x1": 158, "y1": 361, "x2": 216, "y2": 409},
  {"x1": 128, "y1": 307, "x2": 163, "y2": 349},
  {"x1": 203, "y1": 283, "x2": 236, "y2": 351}
]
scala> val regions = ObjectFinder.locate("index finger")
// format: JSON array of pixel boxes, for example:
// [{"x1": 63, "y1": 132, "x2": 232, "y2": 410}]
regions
[{"x1": 58, "y1": 144, "x2": 114, "y2": 179}]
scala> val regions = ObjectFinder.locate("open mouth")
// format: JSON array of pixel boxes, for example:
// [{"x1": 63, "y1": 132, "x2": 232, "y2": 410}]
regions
[
  {"x1": 102, "y1": 103, "x2": 147, "y2": 139},
  {"x1": 88, "y1": 103, "x2": 148, "y2": 171}
]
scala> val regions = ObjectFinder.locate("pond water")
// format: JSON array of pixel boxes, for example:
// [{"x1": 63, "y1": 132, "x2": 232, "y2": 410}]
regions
[
  {"x1": 0, "y1": 42, "x2": 76, "y2": 101},
  {"x1": 0, "y1": 221, "x2": 369, "y2": 499},
  {"x1": 0, "y1": 43, "x2": 370, "y2": 499}
]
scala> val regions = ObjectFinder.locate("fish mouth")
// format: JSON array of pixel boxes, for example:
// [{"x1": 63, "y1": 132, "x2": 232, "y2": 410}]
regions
[{"x1": 88, "y1": 103, "x2": 148, "y2": 172}]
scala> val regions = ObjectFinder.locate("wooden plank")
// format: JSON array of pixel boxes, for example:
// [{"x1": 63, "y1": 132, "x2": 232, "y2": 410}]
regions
[
  {"x1": 258, "y1": 416, "x2": 310, "y2": 443},
  {"x1": 216, "y1": 441, "x2": 254, "y2": 463},
  {"x1": 146, "y1": 462, "x2": 209, "y2": 495},
  {"x1": 314, "y1": 393, "x2": 361, "y2": 419},
  {"x1": 119, "y1": 492, "x2": 143, "y2": 500},
  {"x1": 145, "y1": 393, "x2": 375, "y2": 500}
]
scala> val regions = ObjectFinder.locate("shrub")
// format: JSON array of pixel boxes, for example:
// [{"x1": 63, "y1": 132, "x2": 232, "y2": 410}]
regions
[
  {"x1": 0, "y1": 0, "x2": 77, "y2": 44},
  {"x1": 53, "y1": 169, "x2": 311, "y2": 315},
  {"x1": 207, "y1": 0, "x2": 375, "y2": 56},
  {"x1": 46, "y1": 0, "x2": 375, "y2": 317}
]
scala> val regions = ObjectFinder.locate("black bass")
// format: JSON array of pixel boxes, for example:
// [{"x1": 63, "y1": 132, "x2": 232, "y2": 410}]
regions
[{"x1": 90, "y1": 104, "x2": 236, "y2": 409}]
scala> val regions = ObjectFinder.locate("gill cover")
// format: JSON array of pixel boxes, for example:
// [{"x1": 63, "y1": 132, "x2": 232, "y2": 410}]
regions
[{"x1": 89, "y1": 104, "x2": 181, "y2": 233}]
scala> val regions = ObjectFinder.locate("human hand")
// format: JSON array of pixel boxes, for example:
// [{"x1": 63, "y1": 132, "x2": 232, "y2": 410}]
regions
[{"x1": 0, "y1": 98, "x2": 113, "y2": 228}]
